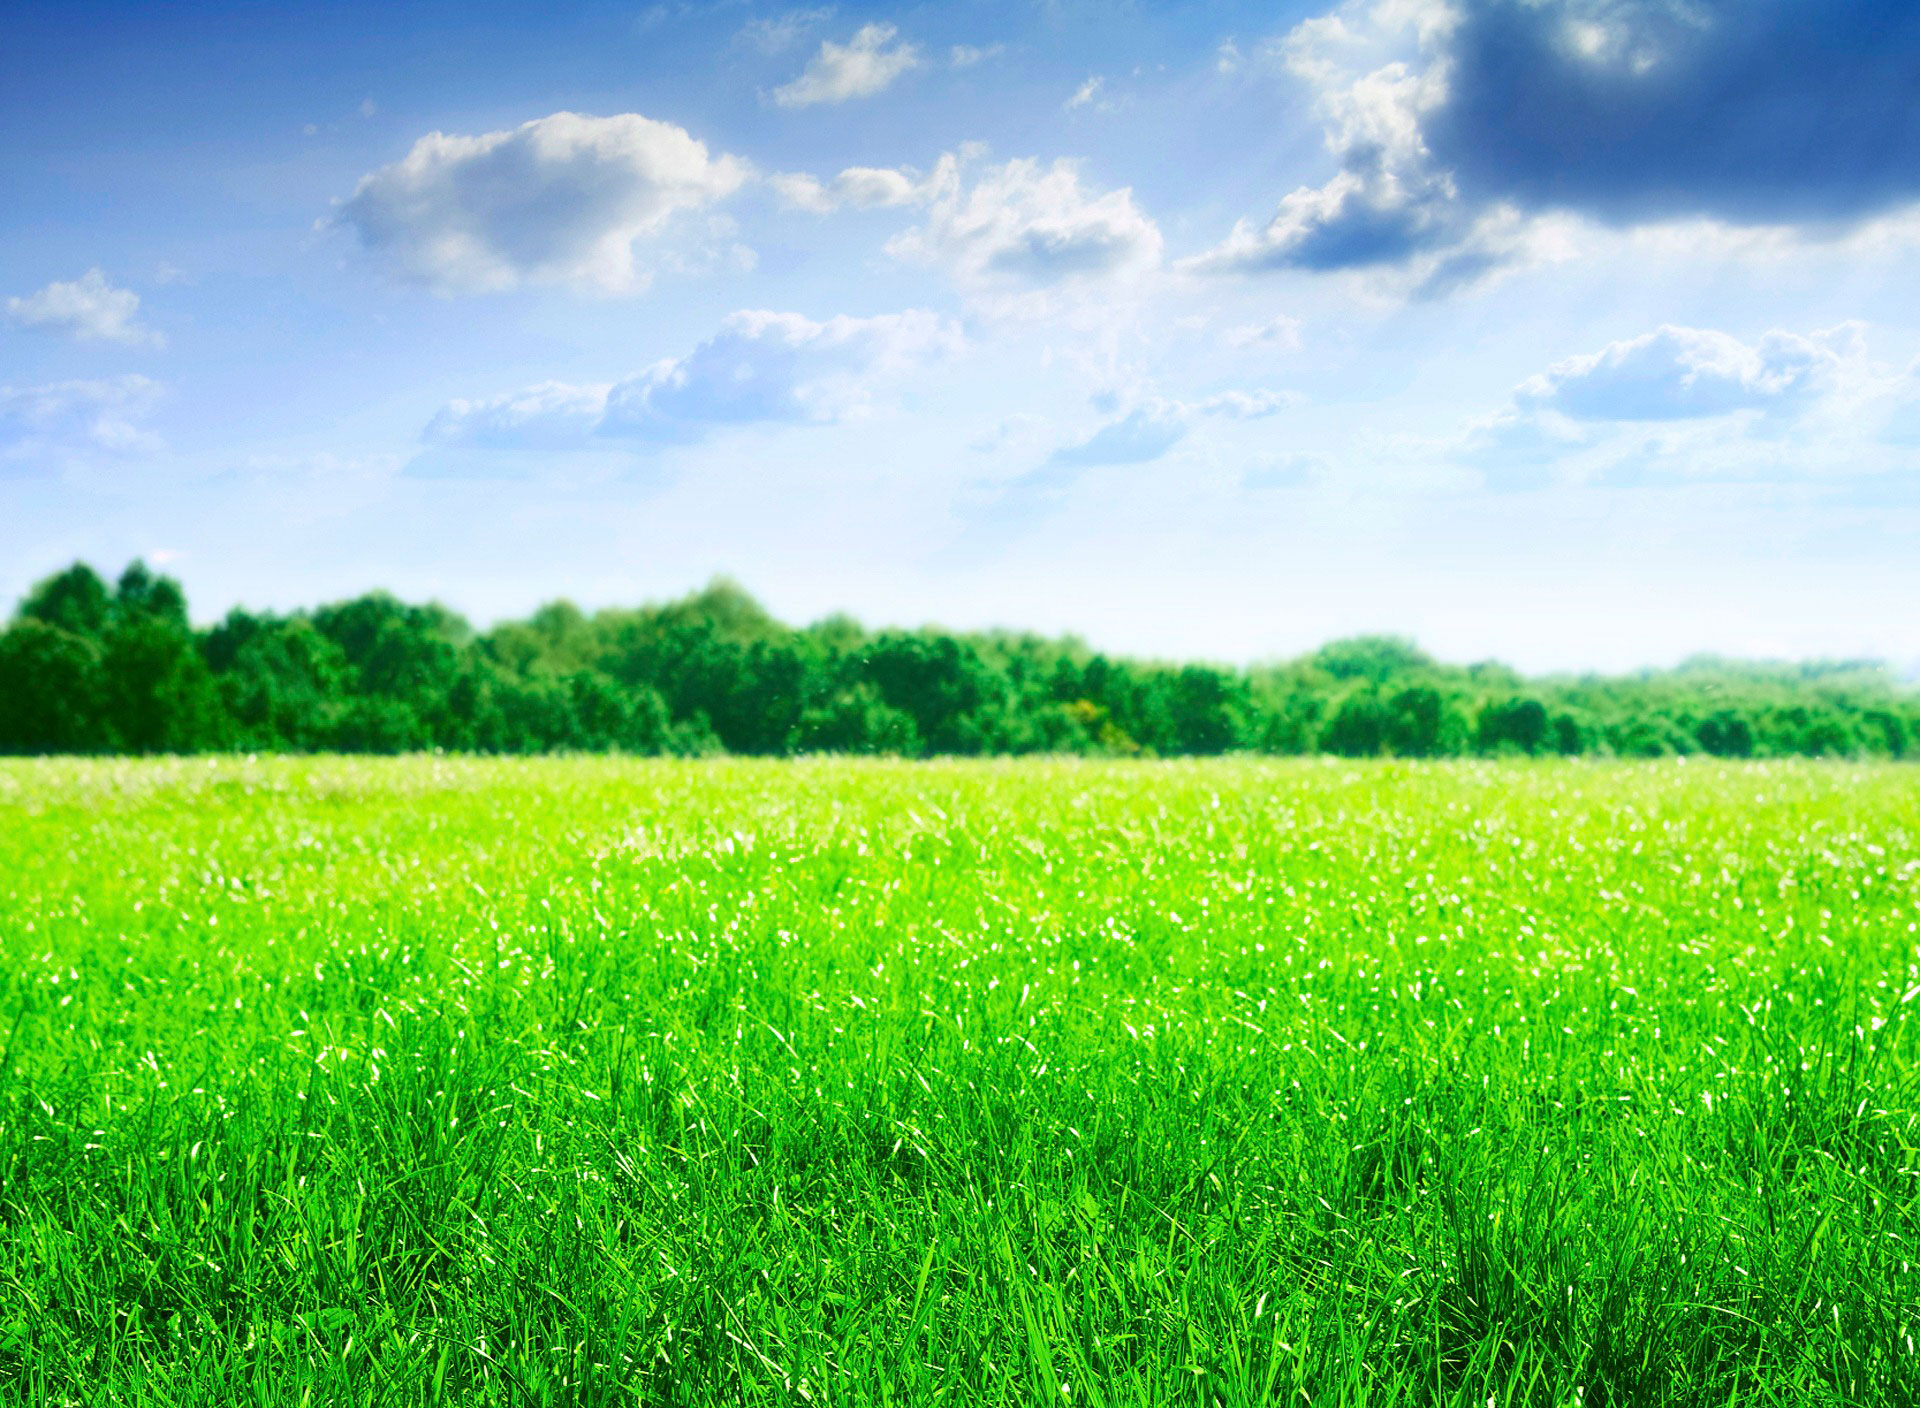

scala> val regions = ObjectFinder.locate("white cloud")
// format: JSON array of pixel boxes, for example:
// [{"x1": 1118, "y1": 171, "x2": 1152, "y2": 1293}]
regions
[
  {"x1": 772, "y1": 23, "x2": 921, "y2": 108},
  {"x1": 1185, "y1": 7, "x2": 1517, "y2": 288},
  {"x1": 1458, "y1": 322, "x2": 1919, "y2": 490},
  {"x1": 331, "y1": 111, "x2": 750, "y2": 294},
  {"x1": 427, "y1": 309, "x2": 961, "y2": 451},
  {"x1": 775, "y1": 149, "x2": 1163, "y2": 301},
  {"x1": 6, "y1": 270, "x2": 162, "y2": 346},
  {"x1": 1517, "y1": 325, "x2": 1847, "y2": 422},
  {"x1": 770, "y1": 164, "x2": 929, "y2": 213},
  {"x1": 885, "y1": 154, "x2": 1163, "y2": 291},
  {"x1": 0, "y1": 375, "x2": 164, "y2": 465},
  {"x1": 767, "y1": 172, "x2": 837, "y2": 213},
  {"x1": 1183, "y1": 1, "x2": 1578, "y2": 295}
]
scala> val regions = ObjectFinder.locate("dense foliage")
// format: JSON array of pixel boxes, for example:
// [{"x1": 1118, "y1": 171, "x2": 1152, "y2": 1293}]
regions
[
  {"x1": 0, "y1": 757, "x2": 1914, "y2": 1403},
  {"x1": 3, "y1": 560, "x2": 1916, "y2": 757}
]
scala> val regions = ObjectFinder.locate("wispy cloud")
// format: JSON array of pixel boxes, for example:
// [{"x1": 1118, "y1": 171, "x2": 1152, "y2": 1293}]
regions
[
  {"x1": 949, "y1": 43, "x2": 1004, "y2": 69},
  {"x1": 0, "y1": 375, "x2": 165, "y2": 466},
  {"x1": 426, "y1": 309, "x2": 961, "y2": 454},
  {"x1": 771, "y1": 23, "x2": 921, "y2": 107}
]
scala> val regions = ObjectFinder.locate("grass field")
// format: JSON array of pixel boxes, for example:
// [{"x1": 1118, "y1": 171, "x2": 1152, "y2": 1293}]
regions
[{"x1": 0, "y1": 757, "x2": 1916, "y2": 1406}]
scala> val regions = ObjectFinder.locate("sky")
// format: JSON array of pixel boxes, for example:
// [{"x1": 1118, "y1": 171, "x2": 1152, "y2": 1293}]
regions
[{"x1": 5, "y1": 0, "x2": 1920, "y2": 673}]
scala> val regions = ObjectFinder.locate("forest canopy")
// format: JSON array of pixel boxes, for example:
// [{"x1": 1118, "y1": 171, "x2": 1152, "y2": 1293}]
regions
[{"x1": 2, "y1": 561, "x2": 1914, "y2": 759}]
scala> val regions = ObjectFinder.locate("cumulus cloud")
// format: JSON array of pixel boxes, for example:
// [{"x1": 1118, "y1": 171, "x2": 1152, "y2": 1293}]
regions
[
  {"x1": 1187, "y1": 6, "x2": 1474, "y2": 280},
  {"x1": 331, "y1": 111, "x2": 750, "y2": 293},
  {"x1": 427, "y1": 309, "x2": 960, "y2": 450},
  {"x1": 1517, "y1": 325, "x2": 1846, "y2": 421},
  {"x1": 6, "y1": 270, "x2": 161, "y2": 346},
  {"x1": 886, "y1": 153, "x2": 1163, "y2": 290},
  {"x1": 1197, "y1": 0, "x2": 1920, "y2": 291},
  {"x1": 0, "y1": 375, "x2": 164, "y2": 465},
  {"x1": 771, "y1": 149, "x2": 1163, "y2": 301},
  {"x1": 772, "y1": 23, "x2": 921, "y2": 108},
  {"x1": 1457, "y1": 321, "x2": 1917, "y2": 490}
]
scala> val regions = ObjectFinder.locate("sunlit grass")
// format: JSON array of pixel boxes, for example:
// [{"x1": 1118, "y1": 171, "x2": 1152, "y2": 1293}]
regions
[{"x1": 0, "y1": 756, "x2": 1915, "y2": 1405}]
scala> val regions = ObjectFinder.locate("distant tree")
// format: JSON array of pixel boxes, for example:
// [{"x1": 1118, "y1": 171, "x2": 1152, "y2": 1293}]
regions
[
  {"x1": 563, "y1": 671, "x2": 632, "y2": 752},
  {"x1": 795, "y1": 683, "x2": 921, "y2": 754},
  {"x1": 1323, "y1": 690, "x2": 1388, "y2": 756},
  {"x1": 1550, "y1": 711, "x2": 1587, "y2": 755},
  {"x1": 1311, "y1": 636, "x2": 1433, "y2": 684},
  {"x1": 1385, "y1": 685, "x2": 1468, "y2": 757},
  {"x1": 17, "y1": 563, "x2": 113, "y2": 639},
  {"x1": 332, "y1": 696, "x2": 428, "y2": 753},
  {"x1": 1477, "y1": 697, "x2": 1549, "y2": 755},
  {"x1": 1696, "y1": 709, "x2": 1755, "y2": 758},
  {"x1": 1864, "y1": 708, "x2": 1910, "y2": 758},
  {"x1": 1246, "y1": 668, "x2": 1325, "y2": 754},
  {"x1": 1163, "y1": 666, "x2": 1245, "y2": 754},
  {"x1": 862, "y1": 632, "x2": 992, "y2": 753},
  {"x1": 112, "y1": 561, "x2": 189, "y2": 630},
  {"x1": 0, "y1": 620, "x2": 109, "y2": 752},
  {"x1": 98, "y1": 563, "x2": 227, "y2": 752},
  {"x1": 5, "y1": 560, "x2": 1919, "y2": 760},
  {"x1": 208, "y1": 614, "x2": 347, "y2": 750}
]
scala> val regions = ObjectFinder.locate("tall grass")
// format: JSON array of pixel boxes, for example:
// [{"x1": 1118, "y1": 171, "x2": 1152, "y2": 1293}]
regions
[{"x1": 0, "y1": 756, "x2": 1914, "y2": 1404}]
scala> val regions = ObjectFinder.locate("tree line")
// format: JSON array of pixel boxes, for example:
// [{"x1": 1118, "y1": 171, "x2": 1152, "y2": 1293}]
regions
[{"x1": 1, "y1": 561, "x2": 1914, "y2": 759}]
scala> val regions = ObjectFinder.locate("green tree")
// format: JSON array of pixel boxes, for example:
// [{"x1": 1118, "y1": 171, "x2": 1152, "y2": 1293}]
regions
[
  {"x1": 1385, "y1": 685, "x2": 1467, "y2": 757},
  {"x1": 1323, "y1": 690, "x2": 1388, "y2": 756},
  {"x1": 97, "y1": 563, "x2": 227, "y2": 752},
  {"x1": 1477, "y1": 697, "x2": 1550, "y2": 755},
  {"x1": 862, "y1": 632, "x2": 993, "y2": 754},
  {"x1": 0, "y1": 620, "x2": 109, "y2": 752},
  {"x1": 795, "y1": 683, "x2": 921, "y2": 754},
  {"x1": 16, "y1": 563, "x2": 113, "y2": 639}
]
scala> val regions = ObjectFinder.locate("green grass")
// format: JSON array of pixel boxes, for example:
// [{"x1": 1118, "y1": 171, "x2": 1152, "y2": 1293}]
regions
[{"x1": 0, "y1": 756, "x2": 1915, "y2": 1406}]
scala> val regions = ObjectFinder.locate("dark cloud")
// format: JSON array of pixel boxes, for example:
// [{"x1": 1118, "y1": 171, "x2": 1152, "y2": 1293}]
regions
[
  {"x1": 1430, "y1": 0, "x2": 1920, "y2": 226},
  {"x1": 1198, "y1": 0, "x2": 1920, "y2": 288}
]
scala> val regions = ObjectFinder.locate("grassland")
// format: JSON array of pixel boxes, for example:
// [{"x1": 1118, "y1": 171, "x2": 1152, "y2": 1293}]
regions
[{"x1": 0, "y1": 756, "x2": 1915, "y2": 1406}]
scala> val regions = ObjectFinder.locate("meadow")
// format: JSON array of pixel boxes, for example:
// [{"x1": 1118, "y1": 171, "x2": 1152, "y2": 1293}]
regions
[{"x1": 0, "y1": 756, "x2": 1915, "y2": 1406}]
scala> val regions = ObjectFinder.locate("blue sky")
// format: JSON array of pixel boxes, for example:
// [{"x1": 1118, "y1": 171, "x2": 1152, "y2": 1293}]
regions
[{"x1": 5, "y1": 0, "x2": 1919, "y2": 671}]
